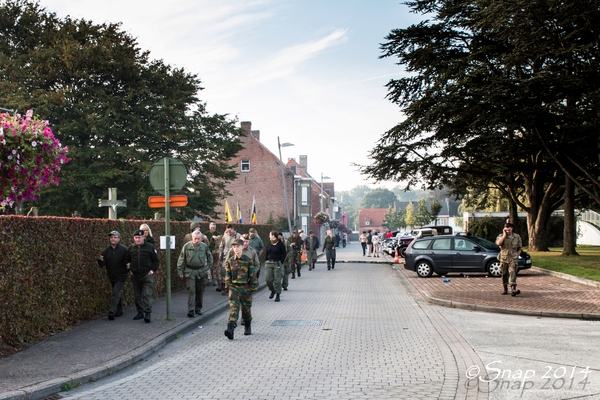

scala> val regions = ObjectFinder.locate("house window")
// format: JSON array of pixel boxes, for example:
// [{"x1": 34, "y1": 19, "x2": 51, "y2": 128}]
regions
[
  {"x1": 301, "y1": 186, "x2": 308, "y2": 205},
  {"x1": 241, "y1": 160, "x2": 250, "y2": 172},
  {"x1": 291, "y1": 165, "x2": 296, "y2": 173}
]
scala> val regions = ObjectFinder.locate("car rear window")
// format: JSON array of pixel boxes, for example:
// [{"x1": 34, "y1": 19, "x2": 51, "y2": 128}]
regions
[{"x1": 412, "y1": 239, "x2": 433, "y2": 250}]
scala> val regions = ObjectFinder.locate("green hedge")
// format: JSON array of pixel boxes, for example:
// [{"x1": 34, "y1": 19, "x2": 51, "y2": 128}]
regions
[{"x1": 0, "y1": 216, "x2": 272, "y2": 346}]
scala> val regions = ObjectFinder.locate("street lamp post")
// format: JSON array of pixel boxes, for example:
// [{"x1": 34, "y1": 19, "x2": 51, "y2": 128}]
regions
[
  {"x1": 278, "y1": 137, "x2": 294, "y2": 235},
  {"x1": 320, "y1": 172, "x2": 331, "y2": 212}
]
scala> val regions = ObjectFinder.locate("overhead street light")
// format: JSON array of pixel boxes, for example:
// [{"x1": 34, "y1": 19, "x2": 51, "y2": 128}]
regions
[
  {"x1": 320, "y1": 172, "x2": 331, "y2": 212},
  {"x1": 278, "y1": 137, "x2": 294, "y2": 235}
]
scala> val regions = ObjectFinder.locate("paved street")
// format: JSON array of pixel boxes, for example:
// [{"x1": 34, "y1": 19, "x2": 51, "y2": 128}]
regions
[{"x1": 61, "y1": 255, "x2": 486, "y2": 400}]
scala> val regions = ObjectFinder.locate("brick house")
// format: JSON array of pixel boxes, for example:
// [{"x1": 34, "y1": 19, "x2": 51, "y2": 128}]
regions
[
  {"x1": 357, "y1": 208, "x2": 388, "y2": 234},
  {"x1": 215, "y1": 122, "x2": 333, "y2": 236}
]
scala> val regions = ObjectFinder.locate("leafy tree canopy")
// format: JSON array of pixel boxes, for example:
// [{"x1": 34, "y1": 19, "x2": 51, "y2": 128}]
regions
[
  {"x1": 0, "y1": 0, "x2": 243, "y2": 219},
  {"x1": 362, "y1": 0, "x2": 600, "y2": 250},
  {"x1": 359, "y1": 188, "x2": 397, "y2": 209}
]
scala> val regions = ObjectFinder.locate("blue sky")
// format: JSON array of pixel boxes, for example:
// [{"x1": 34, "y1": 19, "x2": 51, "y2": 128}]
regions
[{"x1": 41, "y1": 0, "x2": 422, "y2": 191}]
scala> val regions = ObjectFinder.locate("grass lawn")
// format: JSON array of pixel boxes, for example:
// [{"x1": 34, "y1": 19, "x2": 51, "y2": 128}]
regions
[{"x1": 527, "y1": 246, "x2": 600, "y2": 283}]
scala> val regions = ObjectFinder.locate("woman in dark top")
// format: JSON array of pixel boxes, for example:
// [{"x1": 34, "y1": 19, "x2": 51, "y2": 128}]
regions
[{"x1": 265, "y1": 230, "x2": 286, "y2": 302}]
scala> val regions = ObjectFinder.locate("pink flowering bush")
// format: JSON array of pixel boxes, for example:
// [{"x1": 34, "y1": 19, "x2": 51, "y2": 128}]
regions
[{"x1": 0, "y1": 110, "x2": 69, "y2": 209}]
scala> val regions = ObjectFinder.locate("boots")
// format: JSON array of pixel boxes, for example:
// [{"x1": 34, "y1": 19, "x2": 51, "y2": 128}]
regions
[
  {"x1": 511, "y1": 285, "x2": 521, "y2": 296},
  {"x1": 275, "y1": 293, "x2": 280, "y2": 302},
  {"x1": 501, "y1": 285, "x2": 508, "y2": 295},
  {"x1": 297, "y1": 267, "x2": 301, "y2": 277},
  {"x1": 224, "y1": 323, "x2": 235, "y2": 340},
  {"x1": 244, "y1": 321, "x2": 251, "y2": 335}
]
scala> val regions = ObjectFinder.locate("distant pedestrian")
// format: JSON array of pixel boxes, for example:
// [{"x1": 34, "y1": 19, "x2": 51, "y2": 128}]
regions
[
  {"x1": 298, "y1": 229, "x2": 308, "y2": 241},
  {"x1": 247, "y1": 228, "x2": 265, "y2": 279},
  {"x1": 322, "y1": 229, "x2": 337, "y2": 270},
  {"x1": 224, "y1": 239, "x2": 258, "y2": 339},
  {"x1": 183, "y1": 221, "x2": 202, "y2": 244},
  {"x1": 341, "y1": 232, "x2": 347, "y2": 248},
  {"x1": 359, "y1": 231, "x2": 367, "y2": 256},
  {"x1": 139, "y1": 223, "x2": 155, "y2": 246},
  {"x1": 177, "y1": 231, "x2": 213, "y2": 318},
  {"x1": 496, "y1": 222, "x2": 523, "y2": 296},
  {"x1": 287, "y1": 229, "x2": 304, "y2": 278},
  {"x1": 372, "y1": 231, "x2": 380, "y2": 257},
  {"x1": 126, "y1": 229, "x2": 159, "y2": 323},
  {"x1": 366, "y1": 230, "x2": 373, "y2": 257},
  {"x1": 205, "y1": 222, "x2": 222, "y2": 290},
  {"x1": 265, "y1": 230, "x2": 286, "y2": 302},
  {"x1": 304, "y1": 230, "x2": 320, "y2": 270},
  {"x1": 281, "y1": 232, "x2": 293, "y2": 291},
  {"x1": 97, "y1": 230, "x2": 129, "y2": 321}
]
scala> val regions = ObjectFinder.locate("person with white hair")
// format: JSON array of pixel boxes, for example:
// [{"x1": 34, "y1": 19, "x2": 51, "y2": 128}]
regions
[{"x1": 177, "y1": 230, "x2": 213, "y2": 318}]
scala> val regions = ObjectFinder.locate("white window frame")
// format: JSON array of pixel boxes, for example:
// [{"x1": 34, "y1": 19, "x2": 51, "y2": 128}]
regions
[{"x1": 241, "y1": 160, "x2": 250, "y2": 172}]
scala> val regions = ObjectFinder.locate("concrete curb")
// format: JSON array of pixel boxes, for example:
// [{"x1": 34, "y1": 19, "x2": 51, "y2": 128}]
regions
[
  {"x1": 0, "y1": 282, "x2": 267, "y2": 400},
  {"x1": 530, "y1": 266, "x2": 600, "y2": 288},
  {"x1": 421, "y1": 290, "x2": 600, "y2": 320},
  {"x1": 381, "y1": 252, "x2": 600, "y2": 320}
]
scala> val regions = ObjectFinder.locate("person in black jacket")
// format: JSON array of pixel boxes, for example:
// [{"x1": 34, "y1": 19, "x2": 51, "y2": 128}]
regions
[
  {"x1": 126, "y1": 229, "x2": 160, "y2": 323},
  {"x1": 264, "y1": 230, "x2": 286, "y2": 302},
  {"x1": 97, "y1": 231, "x2": 129, "y2": 320}
]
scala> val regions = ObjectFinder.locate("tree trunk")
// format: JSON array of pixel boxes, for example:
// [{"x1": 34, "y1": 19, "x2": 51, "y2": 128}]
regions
[
  {"x1": 562, "y1": 175, "x2": 579, "y2": 256},
  {"x1": 508, "y1": 198, "x2": 519, "y2": 234},
  {"x1": 524, "y1": 175, "x2": 563, "y2": 252}
]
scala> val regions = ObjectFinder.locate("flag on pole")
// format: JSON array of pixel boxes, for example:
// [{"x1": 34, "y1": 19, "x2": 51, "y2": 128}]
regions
[
  {"x1": 225, "y1": 200, "x2": 232, "y2": 222},
  {"x1": 251, "y1": 195, "x2": 257, "y2": 224},
  {"x1": 236, "y1": 202, "x2": 242, "y2": 224}
]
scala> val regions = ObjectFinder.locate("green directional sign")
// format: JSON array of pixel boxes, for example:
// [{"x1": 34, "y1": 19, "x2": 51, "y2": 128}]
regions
[{"x1": 149, "y1": 157, "x2": 187, "y2": 194}]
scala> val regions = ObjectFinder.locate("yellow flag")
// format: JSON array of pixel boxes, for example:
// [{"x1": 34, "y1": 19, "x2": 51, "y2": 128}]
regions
[
  {"x1": 225, "y1": 200, "x2": 232, "y2": 222},
  {"x1": 236, "y1": 202, "x2": 242, "y2": 223},
  {"x1": 251, "y1": 195, "x2": 257, "y2": 224}
]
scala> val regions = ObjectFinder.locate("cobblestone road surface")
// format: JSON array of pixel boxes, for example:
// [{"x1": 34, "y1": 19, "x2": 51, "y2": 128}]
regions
[{"x1": 62, "y1": 261, "x2": 487, "y2": 400}]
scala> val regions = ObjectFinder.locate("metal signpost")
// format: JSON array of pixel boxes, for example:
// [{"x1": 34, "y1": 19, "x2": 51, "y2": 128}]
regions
[{"x1": 149, "y1": 157, "x2": 187, "y2": 319}]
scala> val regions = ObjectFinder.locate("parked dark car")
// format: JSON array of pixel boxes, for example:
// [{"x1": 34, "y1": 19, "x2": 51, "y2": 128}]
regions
[{"x1": 404, "y1": 234, "x2": 532, "y2": 277}]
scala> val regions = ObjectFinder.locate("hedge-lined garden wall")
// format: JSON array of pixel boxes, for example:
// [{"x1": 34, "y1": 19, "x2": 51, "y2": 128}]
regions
[{"x1": 0, "y1": 216, "x2": 272, "y2": 346}]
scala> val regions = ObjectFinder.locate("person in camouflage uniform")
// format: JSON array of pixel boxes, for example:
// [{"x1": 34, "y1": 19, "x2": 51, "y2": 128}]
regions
[
  {"x1": 304, "y1": 230, "x2": 320, "y2": 270},
  {"x1": 219, "y1": 224, "x2": 241, "y2": 296},
  {"x1": 496, "y1": 222, "x2": 523, "y2": 296},
  {"x1": 281, "y1": 232, "x2": 293, "y2": 291},
  {"x1": 205, "y1": 222, "x2": 221, "y2": 289},
  {"x1": 224, "y1": 239, "x2": 258, "y2": 340},
  {"x1": 247, "y1": 228, "x2": 265, "y2": 279},
  {"x1": 287, "y1": 229, "x2": 304, "y2": 278},
  {"x1": 177, "y1": 231, "x2": 213, "y2": 318}
]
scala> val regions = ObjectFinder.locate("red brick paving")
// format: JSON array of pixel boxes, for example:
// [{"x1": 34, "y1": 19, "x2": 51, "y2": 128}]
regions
[{"x1": 399, "y1": 265, "x2": 600, "y2": 317}]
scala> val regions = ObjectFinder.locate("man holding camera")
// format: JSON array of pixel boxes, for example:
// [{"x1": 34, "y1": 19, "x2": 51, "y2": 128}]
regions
[{"x1": 496, "y1": 222, "x2": 522, "y2": 296}]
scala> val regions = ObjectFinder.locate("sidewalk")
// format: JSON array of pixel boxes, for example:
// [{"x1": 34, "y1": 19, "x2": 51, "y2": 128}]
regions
[{"x1": 1, "y1": 243, "x2": 600, "y2": 400}]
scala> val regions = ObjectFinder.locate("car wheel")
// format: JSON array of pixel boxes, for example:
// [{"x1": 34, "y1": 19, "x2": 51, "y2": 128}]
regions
[
  {"x1": 487, "y1": 260, "x2": 501, "y2": 277},
  {"x1": 416, "y1": 261, "x2": 433, "y2": 278},
  {"x1": 399, "y1": 246, "x2": 408, "y2": 258}
]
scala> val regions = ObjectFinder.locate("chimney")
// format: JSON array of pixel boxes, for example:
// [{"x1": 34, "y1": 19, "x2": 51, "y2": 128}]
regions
[
  {"x1": 241, "y1": 121, "x2": 251, "y2": 135},
  {"x1": 251, "y1": 130, "x2": 260, "y2": 142},
  {"x1": 299, "y1": 155, "x2": 307, "y2": 168}
]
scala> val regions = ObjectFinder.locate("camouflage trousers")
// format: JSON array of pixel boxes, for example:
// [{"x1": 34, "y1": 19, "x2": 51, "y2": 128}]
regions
[
  {"x1": 500, "y1": 259, "x2": 518, "y2": 286},
  {"x1": 227, "y1": 284, "x2": 253, "y2": 328},
  {"x1": 211, "y1": 252, "x2": 220, "y2": 284},
  {"x1": 291, "y1": 251, "x2": 302, "y2": 275}
]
